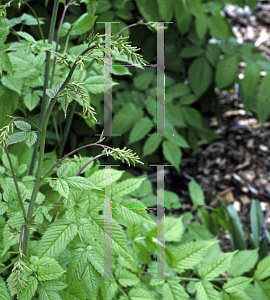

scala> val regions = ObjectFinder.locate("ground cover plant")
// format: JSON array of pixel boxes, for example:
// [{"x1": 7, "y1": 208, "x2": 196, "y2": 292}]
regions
[{"x1": 0, "y1": 0, "x2": 270, "y2": 299}]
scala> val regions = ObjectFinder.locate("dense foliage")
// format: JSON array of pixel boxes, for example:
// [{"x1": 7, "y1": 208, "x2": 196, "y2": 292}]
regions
[{"x1": 0, "y1": 0, "x2": 269, "y2": 299}]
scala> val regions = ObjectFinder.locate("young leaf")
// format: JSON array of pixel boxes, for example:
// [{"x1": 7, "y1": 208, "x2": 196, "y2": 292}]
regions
[
  {"x1": 142, "y1": 134, "x2": 163, "y2": 157},
  {"x1": 14, "y1": 120, "x2": 31, "y2": 131},
  {"x1": 163, "y1": 280, "x2": 189, "y2": 300},
  {"x1": 162, "y1": 140, "x2": 181, "y2": 173},
  {"x1": 112, "y1": 177, "x2": 145, "y2": 198},
  {"x1": 128, "y1": 117, "x2": 153, "y2": 144},
  {"x1": 25, "y1": 131, "x2": 37, "y2": 147},
  {"x1": 71, "y1": 13, "x2": 97, "y2": 35},
  {"x1": 57, "y1": 163, "x2": 70, "y2": 178}
]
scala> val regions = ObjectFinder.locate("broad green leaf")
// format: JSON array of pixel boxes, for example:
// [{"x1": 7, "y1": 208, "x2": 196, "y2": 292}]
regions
[
  {"x1": 189, "y1": 179, "x2": 205, "y2": 207},
  {"x1": 196, "y1": 281, "x2": 220, "y2": 300},
  {"x1": 1, "y1": 52, "x2": 12, "y2": 74},
  {"x1": 250, "y1": 200, "x2": 265, "y2": 247},
  {"x1": 59, "y1": 284, "x2": 86, "y2": 300},
  {"x1": 23, "y1": 90, "x2": 41, "y2": 111},
  {"x1": 195, "y1": 14, "x2": 208, "y2": 39},
  {"x1": 81, "y1": 264, "x2": 100, "y2": 300},
  {"x1": 16, "y1": 31, "x2": 36, "y2": 43},
  {"x1": 199, "y1": 252, "x2": 234, "y2": 279},
  {"x1": 175, "y1": 240, "x2": 216, "y2": 270},
  {"x1": 37, "y1": 257, "x2": 65, "y2": 281},
  {"x1": 113, "y1": 177, "x2": 145, "y2": 198},
  {"x1": 55, "y1": 178, "x2": 69, "y2": 198},
  {"x1": 254, "y1": 256, "x2": 270, "y2": 280},
  {"x1": 162, "y1": 140, "x2": 181, "y2": 173},
  {"x1": 142, "y1": 135, "x2": 163, "y2": 157},
  {"x1": 46, "y1": 88, "x2": 56, "y2": 98},
  {"x1": 242, "y1": 63, "x2": 260, "y2": 98},
  {"x1": 133, "y1": 71, "x2": 155, "y2": 91},
  {"x1": 227, "y1": 248, "x2": 259, "y2": 277},
  {"x1": 38, "y1": 219, "x2": 77, "y2": 258},
  {"x1": 1, "y1": 76, "x2": 22, "y2": 94},
  {"x1": 60, "y1": 22, "x2": 71, "y2": 37},
  {"x1": 0, "y1": 87, "x2": 19, "y2": 128},
  {"x1": 223, "y1": 277, "x2": 252, "y2": 294},
  {"x1": 157, "y1": 0, "x2": 173, "y2": 21},
  {"x1": 208, "y1": 15, "x2": 229, "y2": 40},
  {"x1": 163, "y1": 280, "x2": 189, "y2": 300},
  {"x1": 71, "y1": 13, "x2": 97, "y2": 35},
  {"x1": 135, "y1": 0, "x2": 160, "y2": 21},
  {"x1": 165, "y1": 190, "x2": 181, "y2": 210},
  {"x1": 175, "y1": 0, "x2": 187, "y2": 30},
  {"x1": 181, "y1": 46, "x2": 204, "y2": 58},
  {"x1": 84, "y1": 75, "x2": 117, "y2": 94},
  {"x1": 129, "y1": 117, "x2": 153, "y2": 144},
  {"x1": 188, "y1": 56, "x2": 213, "y2": 96},
  {"x1": 16, "y1": 277, "x2": 38, "y2": 300},
  {"x1": 215, "y1": 55, "x2": 239, "y2": 89},
  {"x1": 66, "y1": 176, "x2": 98, "y2": 190},
  {"x1": 115, "y1": 269, "x2": 140, "y2": 287},
  {"x1": 112, "y1": 103, "x2": 143, "y2": 134},
  {"x1": 165, "y1": 216, "x2": 185, "y2": 242}
]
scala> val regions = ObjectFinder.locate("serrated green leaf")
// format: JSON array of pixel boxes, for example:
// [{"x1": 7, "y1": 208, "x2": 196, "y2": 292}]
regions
[
  {"x1": 42, "y1": 280, "x2": 67, "y2": 291},
  {"x1": 199, "y1": 252, "x2": 234, "y2": 280},
  {"x1": 71, "y1": 13, "x2": 97, "y2": 35},
  {"x1": 57, "y1": 163, "x2": 70, "y2": 178},
  {"x1": 88, "y1": 169, "x2": 124, "y2": 188},
  {"x1": 16, "y1": 276, "x2": 38, "y2": 300},
  {"x1": 39, "y1": 288, "x2": 62, "y2": 300},
  {"x1": 46, "y1": 88, "x2": 56, "y2": 98},
  {"x1": 223, "y1": 277, "x2": 252, "y2": 294},
  {"x1": 37, "y1": 257, "x2": 65, "y2": 281},
  {"x1": 189, "y1": 178, "x2": 205, "y2": 207},
  {"x1": 0, "y1": 277, "x2": 11, "y2": 300},
  {"x1": 38, "y1": 219, "x2": 77, "y2": 258},
  {"x1": 55, "y1": 178, "x2": 69, "y2": 198},
  {"x1": 128, "y1": 287, "x2": 156, "y2": 300},
  {"x1": 196, "y1": 281, "x2": 220, "y2": 300},
  {"x1": 118, "y1": 198, "x2": 155, "y2": 224},
  {"x1": 14, "y1": 120, "x2": 31, "y2": 131},
  {"x1": 175, "y1": 240, "x2": 216, "y2": 270},
  {"x1": 112, "y1": 177, "x2": 145, "y2": 198},
  {"x1": 23, "y1": 90, "x2": 41, "y2": 111},
  {"x1": 227, "y1": 249, "x2": 259, "y2": 277},
  {"x1": 163, "y1": 280, "x2": 189, "y2": 300},
  {"x1": 1, "y1": 76, "x2": 22, "y2": 94},
  {"x1": 25, "y1": 131, "x2": 37, "y2": 147},
  {"x1": 66, "y1": 248, "x2": 88, "y2": 285},
  {"x1": 66, "y1": 176, "x2": 98, "y2": 190},
  {"x1": 7, "y1": 132, "x2": 29, "y2": 145},
  {"x1": 254, "y1": 256, "x2": 270, "y2": 280},
  {"x1": 115, "y1": 269, "x2": 140, "y2": 287}
]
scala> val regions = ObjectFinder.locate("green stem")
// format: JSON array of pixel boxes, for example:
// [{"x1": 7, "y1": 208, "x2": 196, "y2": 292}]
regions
[
  {"x1": 29, "y1": 0, "x2": 59, "y2": 176},
  {"x1": 4, "y1": 148, "x2": 26, "y2": 221}
]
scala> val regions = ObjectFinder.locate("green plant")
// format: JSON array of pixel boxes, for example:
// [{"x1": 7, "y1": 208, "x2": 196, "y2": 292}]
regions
[{"x1": 1, "y1": 1, "x2": 270, "y2": 300}]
